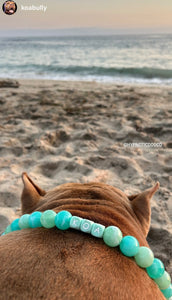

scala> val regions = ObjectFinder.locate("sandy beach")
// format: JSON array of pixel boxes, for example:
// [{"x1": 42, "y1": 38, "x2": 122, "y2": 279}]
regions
[{"x1": 0, "y1": 79, "x2": 171, "y2": 276}]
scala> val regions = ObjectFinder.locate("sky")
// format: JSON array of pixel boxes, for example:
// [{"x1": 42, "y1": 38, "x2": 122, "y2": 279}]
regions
[{"x1": 0, "y1": 0, "x2": 172, "y2": 34}]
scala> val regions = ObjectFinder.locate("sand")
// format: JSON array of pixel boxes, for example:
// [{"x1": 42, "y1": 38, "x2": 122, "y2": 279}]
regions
[{"x1": 0, "y1": 79, "x2": 171, "y2": 276}]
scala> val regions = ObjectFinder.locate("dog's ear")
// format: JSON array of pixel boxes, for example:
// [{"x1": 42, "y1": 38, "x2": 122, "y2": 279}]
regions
[
  {"x1": 128, "y1": 182, "x2": 159, "y2": 237},
  {"x1": 21, "y1": 172, "x2": 46, "y2": 214}
]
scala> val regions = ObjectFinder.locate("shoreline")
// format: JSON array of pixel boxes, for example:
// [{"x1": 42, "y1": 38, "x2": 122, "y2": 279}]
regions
[{"x1": 1, "y1": 78, "x2": 172, "y2": 90}]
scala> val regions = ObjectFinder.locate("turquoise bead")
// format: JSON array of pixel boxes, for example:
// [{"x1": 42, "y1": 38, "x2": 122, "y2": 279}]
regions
[
  {"x1": 119, "y1": 236, "x2": 139, "y2": 257},
  {"x1": 91, "y1": 223, "x2": 105, "y2": 238},
  {"x1": 70, "y1": 216, "x2": 83, "y2": 230},
  {"x1": 4, "y1": 224, "x2": 12, "y2": 234},
  {"x1": 19, "y1": 214, "x2": 30, "y2": 229},
  {"x1": 55, "y1": 210, "x2": 72, "y2": 230},
  {"x1": 11, "y1": 218, "x2": 21, "y2": 231},
  {"x1": 40, "y1": 210, "x2": 56, "y2": 228},
  {"x1": 146, "y1": 258, "x2": 165, "y2": 279},
  {"x1": 80, "y1": 219, "x2": 94, "y2": 233},
  {"x1": 161, "y1": 284, "x2": 172, "y2": 299},
  {"x1": 103, "y1": 226, "x2": 123, "y2": 247},
  {"x1": 29, "y1": 212, "x2": 42, "y2": 228},
  {"x1": 135, "y1": 247, "x2": 154, "y2": 268},
  {"x1": 154, "y1": 271, "x2": 171, "y2": 290}
]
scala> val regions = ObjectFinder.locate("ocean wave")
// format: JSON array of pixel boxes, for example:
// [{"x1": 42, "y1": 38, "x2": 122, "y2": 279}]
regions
[
  {"x1": 1, "y1": 64, "x2": 172, "y2": 80},
  {"x1": 47, "y1": 65, "x2": 172, "y2": 79}
]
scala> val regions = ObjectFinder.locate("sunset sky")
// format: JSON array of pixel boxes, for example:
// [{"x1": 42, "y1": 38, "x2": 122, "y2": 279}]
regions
[{"x1": 0, "y1": 0, "x2": 172, "y2": 34}]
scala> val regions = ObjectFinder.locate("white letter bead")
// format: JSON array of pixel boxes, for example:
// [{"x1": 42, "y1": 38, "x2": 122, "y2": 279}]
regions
[
  {"x1": 80, "y1": 219, "x2": 94, "y2": 233},
  {"x1": 91, "y1": 223, "x2": 105, "y2": 238},
  {"x1": 70, "y1": 216, "x2": 83, "y2": 230}
]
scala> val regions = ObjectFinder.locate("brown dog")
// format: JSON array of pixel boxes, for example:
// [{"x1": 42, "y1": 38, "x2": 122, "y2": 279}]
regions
[
  {"x1": 3, "y1": 1, "x2": 16, "y2": 14},
  {"x1": 0, "y1": 173, "x2": 166, "y2": 299}
]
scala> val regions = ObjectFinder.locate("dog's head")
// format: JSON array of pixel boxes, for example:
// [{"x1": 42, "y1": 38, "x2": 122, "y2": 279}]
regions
[
  {"x1": 4, "y1": 1, "x2": 15, "y2": 12},
  {"x1": 21, "y1": 172, "x2": 159, "y2": 242}
]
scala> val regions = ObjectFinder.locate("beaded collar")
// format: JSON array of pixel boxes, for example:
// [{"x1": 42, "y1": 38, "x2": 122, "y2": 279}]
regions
[{"x1": 1, "y1": 209, "x2": 172, "y2": 299}]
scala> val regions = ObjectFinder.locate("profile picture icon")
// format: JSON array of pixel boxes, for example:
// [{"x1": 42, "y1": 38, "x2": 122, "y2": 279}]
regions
[{"x1": 2, "y1": 1, "x2": 17, "y2": 15}]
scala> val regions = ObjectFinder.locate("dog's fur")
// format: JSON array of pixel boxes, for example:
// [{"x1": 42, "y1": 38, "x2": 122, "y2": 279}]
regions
[{"x1": 0, "y1": 173, "x2": 165, "y2": 299}]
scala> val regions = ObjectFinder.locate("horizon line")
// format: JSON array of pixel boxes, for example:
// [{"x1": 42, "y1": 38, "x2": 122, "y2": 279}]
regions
[{"x1": 0, "y1": 26, "x2": 172, "y2": 37}]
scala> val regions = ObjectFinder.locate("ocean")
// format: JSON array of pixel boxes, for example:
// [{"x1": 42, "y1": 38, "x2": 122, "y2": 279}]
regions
[{"x1": 0, "y1": 33, "x2": 172, "y2": 84}]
